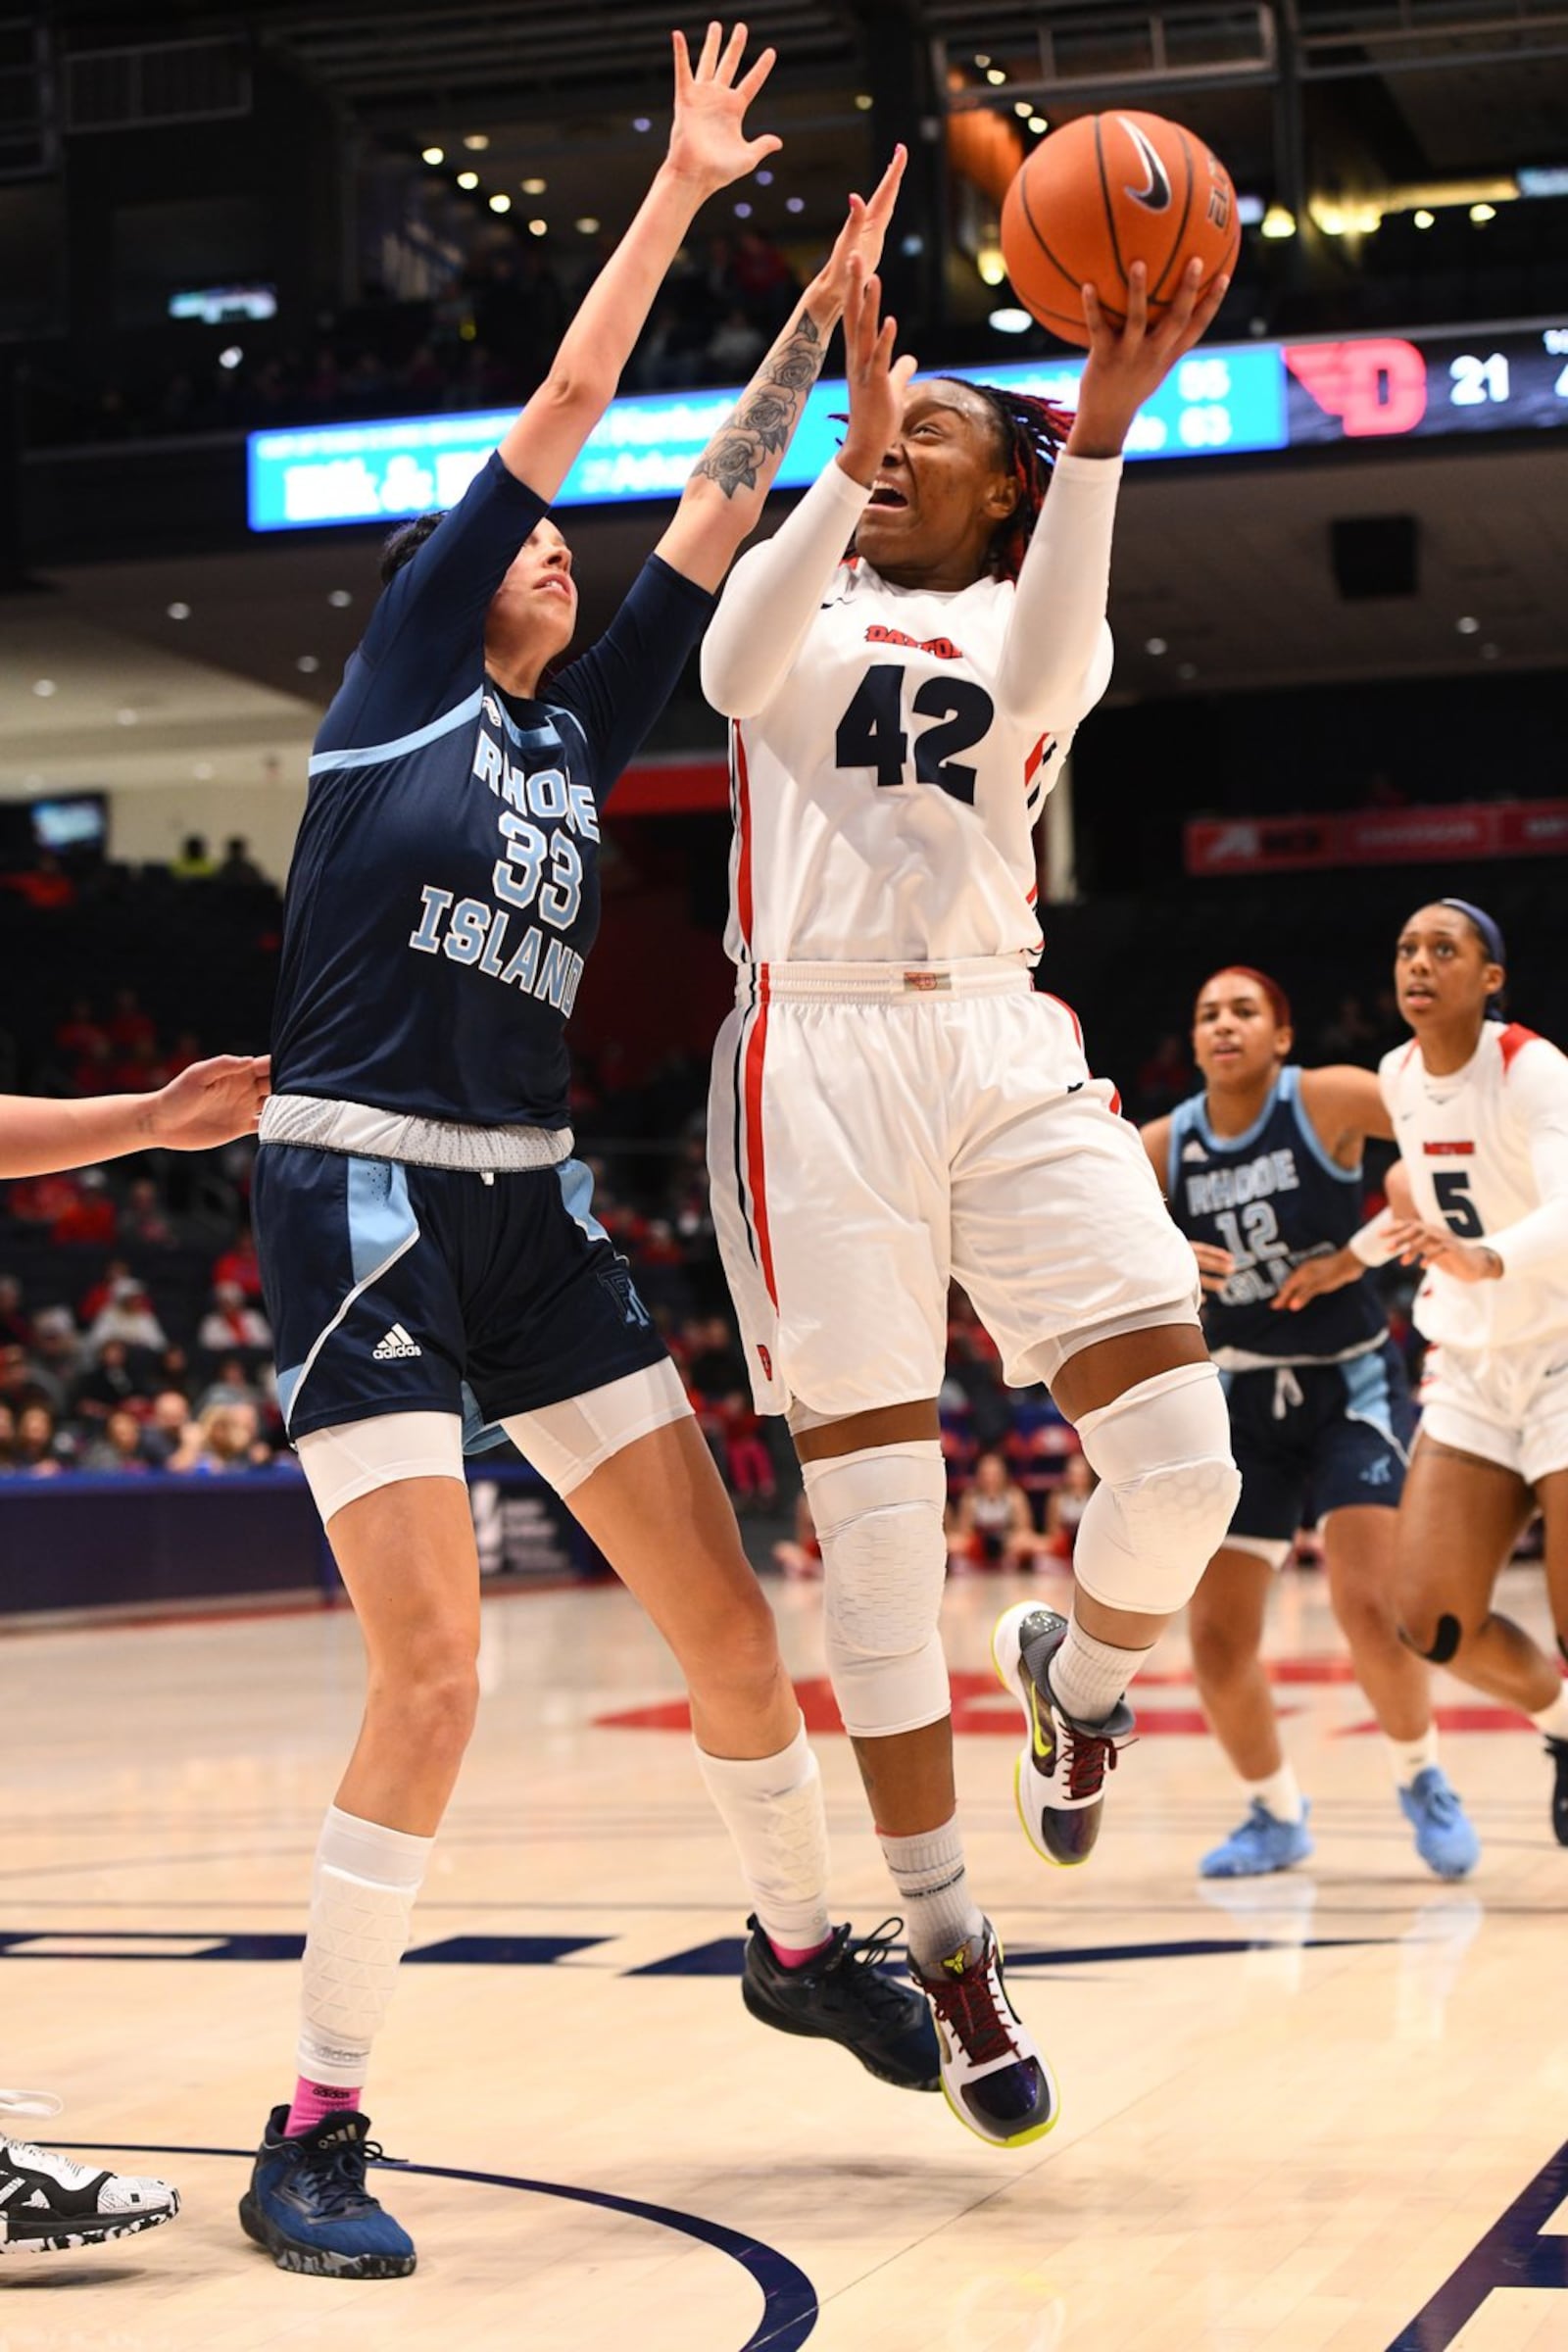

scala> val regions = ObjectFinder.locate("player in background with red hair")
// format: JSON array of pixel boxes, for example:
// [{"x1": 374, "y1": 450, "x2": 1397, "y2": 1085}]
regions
[{"x1": 1143, "y1": 967, "x2": 1478, "y2": 1880}]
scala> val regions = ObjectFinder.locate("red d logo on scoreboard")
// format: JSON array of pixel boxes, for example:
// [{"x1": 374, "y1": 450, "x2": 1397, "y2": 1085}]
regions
[{"x1": 1284, "y1": 338, "x2": 1428, "y2": 436}]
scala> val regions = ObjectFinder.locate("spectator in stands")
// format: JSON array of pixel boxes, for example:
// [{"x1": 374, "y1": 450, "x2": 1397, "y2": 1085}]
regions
[
  {"x1": 71, "y1": 1335, "x2": 145, "y2": 1424},
  {"x1": 0, "y1": 1400, "x2": 15, "y2": 1474},
  {"x1": 49, "y1": 1168, "x2": 117, "y2": 1248},
  {"x1": 141, "y1": 1389, "x2": 197, "y2": 1469},
  {"x1": 0, "y1": 1274, "x2": 30, "y2": 1348},
  {"x1": 2, "y1": 853, "x2": 76, "y2": 911},
  {"x1": 27, "y1": 1305, "x2": 83, "y2": 1405},
  {"x1": 686, "y1": 1313, "x2": 749, "y2": 1400},
  {"x1": 169, "y1": 1398, "x2": 270, "y2": 1474},
  {"x1": 108, "y1": 989, "x2": 157, "y2": 1054},
  {"x1": 198, "y1": 1279, "x2": 272, "y2": 1359},
  {"x1": 947, "y1": 1451, "x2": 1049, "y2": 1575},
  {"x1": 1043, "y1": 1452, "x2": 1094, "y2": 1566},
  {"x1": 194, "y1": 1352, "x2": 267, "y2": 1418},
  {"x1": 14, "y1": 1401, "x2": 72, "y2": 1476},
  {"x1": 120, "y1": 1175, "x2": 177, "y2": 1249},
  {"x1": 171, "y1": 835, "x2": 217, "y2": 880},
  {"x1": 716, "y1": 1390, "x2": 775, "y2": 1508},
  {"x1": 217, "y1": 836, "x2": 267, "y2": 887},
  {"x1": 213, "y1": 1225, "x2": 265, "y2": 1302},
  {"x1": 707, "y1": 305, "x2": 766, "y2": 374},
  {"x1": 84, "y1": 1274, "x2": 168, "y2": 1361},
  {"x1": 80, "y1": 1406, "x2": 154, "y2": 1474},
  {"x1": 54, "y1": 998, "x2": 107, "y2": 1066},
  {"x1": 0, "y1": 1343, "x2": 45, "y2": 1412}
]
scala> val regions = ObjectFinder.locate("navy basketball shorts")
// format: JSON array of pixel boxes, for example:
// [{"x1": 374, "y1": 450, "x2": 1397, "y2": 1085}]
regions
[
  {"x1": 1220, "y1": 1338, "x2": 1414, "y2": 1549},
  {"x1": 252, "y1": 1145, "x2": 669, "y2": 1446}
]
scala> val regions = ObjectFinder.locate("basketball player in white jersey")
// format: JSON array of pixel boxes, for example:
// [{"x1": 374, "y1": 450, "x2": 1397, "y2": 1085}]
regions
[
  {"x1": 701, "y1": 259, "x2": 1241, "y2": 2145},
  {"x1": 0, "y1": 1048, "x2": 268, "y2": 2250},
  {"x1": 1279, "y1": 900, "x2": 1568, "y2": 1839}
]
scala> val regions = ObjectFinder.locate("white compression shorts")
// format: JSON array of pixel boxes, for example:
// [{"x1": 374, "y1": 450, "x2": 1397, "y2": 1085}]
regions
[{"x1": 296, "y1": 1359, "x2": 692, "y2": 1523}]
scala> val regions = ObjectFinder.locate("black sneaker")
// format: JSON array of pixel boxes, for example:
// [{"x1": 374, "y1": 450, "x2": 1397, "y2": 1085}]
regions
[
  {"x1": 0, "y1": 2129, "x2": 178, "y2": 2254},
  {"x1": 239, "y1": 2106, "x2": 415, "y2": 2278},
  {"x1": 1547, "y1": 1738, "x2": 1568, "y2": 1847},
  {"x1": 742, "y1": 1917, "x2": 941, "y2": 2091}
]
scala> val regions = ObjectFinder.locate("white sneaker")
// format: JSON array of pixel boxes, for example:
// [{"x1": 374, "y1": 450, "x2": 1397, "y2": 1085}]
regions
[
  {"x1": 0, "y1": 2090, "x2": 178, "y2": 2253},
  {"x1": 911, "y1": 1923, "x2": 1058, "y2": 2148}
]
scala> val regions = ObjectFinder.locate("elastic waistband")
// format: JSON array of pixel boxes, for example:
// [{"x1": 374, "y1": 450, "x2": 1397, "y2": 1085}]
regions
[
  {"x1": 1211, "y1": 1331, "x2": 1389, "y2": 1374},
  {"x1": 260, "y1": 1094, "x2": 572, "y2": 1172},
  {"x1": 740, "y1": 957, "x2": 1034, "y2": 1004}
]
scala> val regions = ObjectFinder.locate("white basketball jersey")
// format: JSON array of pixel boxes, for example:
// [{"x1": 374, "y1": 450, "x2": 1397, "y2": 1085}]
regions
[
  {"x1": 1380, "y1": 1021, "x2": 1568, "y2": 1351},
  {"x1": 723, "y1": 560, "x2": 1112, "y2": 967}
]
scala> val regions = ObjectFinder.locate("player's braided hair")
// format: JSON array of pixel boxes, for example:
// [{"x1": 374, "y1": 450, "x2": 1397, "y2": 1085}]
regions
[
  {"x1": 935, "y1": 378, "x2": 1073, "y2": 580},
  {"x1": 379, "y1": 510, "x2": 446, "y2": 584}
]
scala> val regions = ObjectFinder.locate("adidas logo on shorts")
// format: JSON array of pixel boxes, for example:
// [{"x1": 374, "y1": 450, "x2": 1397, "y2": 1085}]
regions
[{"x1": 371, "y1": 1323, "x2": 422, "y2": 1360}]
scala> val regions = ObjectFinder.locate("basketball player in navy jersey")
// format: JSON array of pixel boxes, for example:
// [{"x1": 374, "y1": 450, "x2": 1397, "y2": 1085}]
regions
[
  {"x1": 0, "y1": 1050, "x2": 268, "y2": 2250},
  {"x1": 1143, "y1": 967, "x2": 1478, "y2": 1879},
  {"x1": 240, "y1": 33, "x2": 931, "y2": 2280}
]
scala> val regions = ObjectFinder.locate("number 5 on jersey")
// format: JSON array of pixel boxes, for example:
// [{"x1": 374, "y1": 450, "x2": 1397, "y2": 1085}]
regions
[{"x1": 835, "y1": 663, "x2": 995, "y2": 806}]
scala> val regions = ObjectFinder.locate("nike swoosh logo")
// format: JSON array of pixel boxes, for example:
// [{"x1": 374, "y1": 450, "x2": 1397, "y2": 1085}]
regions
[
  {"x1": 1120, "y1": 117, "x2": 1173, "y2": 213},
  {"x1": 1028, "y1": 1683, "x2": 1055, "y2": 1769}
]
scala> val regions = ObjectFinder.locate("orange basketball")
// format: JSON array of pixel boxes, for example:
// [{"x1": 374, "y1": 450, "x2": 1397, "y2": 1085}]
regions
[{"x1": 1000, "y1": 111, "x2": 1239, "y2": 346}]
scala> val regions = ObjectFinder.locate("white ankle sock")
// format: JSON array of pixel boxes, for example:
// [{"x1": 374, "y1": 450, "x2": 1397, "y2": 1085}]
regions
[
  {"x1": 693, "y1": 1719, "x2": 832, "y2": 1955},
  {"x1": 1530, "y1": 1687, "x2": 1568, "y2": 1740},
  {"x1": 296, "y1": 1805, "x2": 432, "y2": 2089},
  {"x1": 1050, "y1": 1615, "x2": 1149, "y2": 1726},
  {"x1": 877, "y1": 1817, "x2": 985, "y2": 1973},
  {"x1": 1385, "y1": 1727, "x2": 1439, "y2": 1789},
  {"x1": 1247, "y1": 1763, "x2": 1305, "y2": 1825}
]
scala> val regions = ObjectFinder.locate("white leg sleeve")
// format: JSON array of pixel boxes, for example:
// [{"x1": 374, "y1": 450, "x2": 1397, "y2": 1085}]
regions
[
  {"x1": 1072, "y1": 1363, "x2": 1241, "y2": 1620},
  {"x1": 801, "y1": 1443, "x2": 951, "y2": 1739},
  {"x1": 692, "y1": 1716, "x2": 832, "y2": 1952},
  {"x1": 296, "y1": 1805, "x2": 432, "y2": 2087}
]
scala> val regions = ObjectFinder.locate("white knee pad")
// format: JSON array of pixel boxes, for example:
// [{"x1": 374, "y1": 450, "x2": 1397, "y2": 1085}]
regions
[
  {"x1": 1072, "y1": 1363, "x2": 1241, "y2": 1618},
  {"x1": 800, "y1": 1443, "x2": 951, "y2": 1739}
]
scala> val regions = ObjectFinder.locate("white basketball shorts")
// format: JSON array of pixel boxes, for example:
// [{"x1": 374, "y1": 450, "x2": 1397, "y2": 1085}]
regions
[
  {"x1": 1418, "y1": 1335, "x2": 1568, "y2": 1486},
  {"x1": 709, "y1": 960, "x2": 1200, "y2": 1420}
]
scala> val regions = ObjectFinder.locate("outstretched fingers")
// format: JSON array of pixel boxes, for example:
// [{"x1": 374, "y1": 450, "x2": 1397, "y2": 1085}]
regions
[
  {"x1": 735, "y1": 39, "x2": 777, "y2": 106},
  {"x1": 864, "y1": 142, "x2": 907, "y2": 229},
  {"x1": 697, "y1": 19, "x2": 724, "y2": 80}
]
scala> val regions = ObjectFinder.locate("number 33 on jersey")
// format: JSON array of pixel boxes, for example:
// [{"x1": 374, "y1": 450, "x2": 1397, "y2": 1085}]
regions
[{"x1": 724, "y1": 564, "x2": 1113, "y2": 969}]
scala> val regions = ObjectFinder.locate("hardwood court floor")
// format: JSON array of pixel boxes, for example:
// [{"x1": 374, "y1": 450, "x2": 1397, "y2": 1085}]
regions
[{"x1": 4, "y1": 1556, "x2": 1568, "y2": 2352}]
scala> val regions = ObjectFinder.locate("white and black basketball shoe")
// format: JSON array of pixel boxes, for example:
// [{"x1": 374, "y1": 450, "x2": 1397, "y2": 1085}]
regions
[{"x1": 0, "y1": 2092, "x2": 178, "y2": 2253}]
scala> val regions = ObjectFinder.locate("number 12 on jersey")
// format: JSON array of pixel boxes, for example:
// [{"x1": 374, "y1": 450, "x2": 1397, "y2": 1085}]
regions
[{"x1": 835, "y1": 663, "x2": 995, "y2": 805}]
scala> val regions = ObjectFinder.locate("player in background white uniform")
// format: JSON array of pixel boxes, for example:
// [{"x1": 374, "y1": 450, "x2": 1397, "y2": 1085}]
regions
[
  {"x1": 0, "y1": 1051, "x2": 268, "y2": 2251},
  {"x1": 1284, "y1": 901, "x2": 1568, "y2": 1842},
  {"x1": 702, "y1": 259, "x2": 1240, "y2": 2146}
]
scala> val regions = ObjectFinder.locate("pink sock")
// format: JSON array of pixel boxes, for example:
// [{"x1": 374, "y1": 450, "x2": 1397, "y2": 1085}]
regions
[
  {"x1": 285, "y1": 2078, "x2": 363, "y2": 2137},
  {"x1": 768, "y1": 1932, "x2": 834, "y2": 1970}
]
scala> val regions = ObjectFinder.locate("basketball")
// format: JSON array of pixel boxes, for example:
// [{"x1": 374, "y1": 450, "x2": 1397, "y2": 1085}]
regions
[{"x1": 1000, "y1": 111, "x2": 1239, "y2": 345}]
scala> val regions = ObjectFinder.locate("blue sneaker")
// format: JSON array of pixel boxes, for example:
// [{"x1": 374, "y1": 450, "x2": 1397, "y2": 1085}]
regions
[
  {"x1": 1398, "y1": 1766, "x2": 1480, "y2": 1880},
  {"x1": 239, "y1": 2107, "x2": 415, "y2": 2278},
  {"x1": 1200, "y1": 1799, "x2": 1314, "y2": 1879}
]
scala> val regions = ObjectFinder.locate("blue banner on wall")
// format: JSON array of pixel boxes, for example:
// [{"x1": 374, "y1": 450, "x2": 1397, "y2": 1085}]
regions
[{"x1": 246, "y1": 344, "x2": 1286, "y2": 532}]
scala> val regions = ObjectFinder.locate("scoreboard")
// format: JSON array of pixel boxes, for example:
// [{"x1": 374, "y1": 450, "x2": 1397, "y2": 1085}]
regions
[{"x1": 247, "y1": 319, "x2": 1568, "y2": 533}]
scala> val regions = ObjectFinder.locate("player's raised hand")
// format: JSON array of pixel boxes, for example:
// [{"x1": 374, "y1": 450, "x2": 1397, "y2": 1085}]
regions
[
  {"x1": 146, "y1": 1054, "x2": 270, "y2": 1151},
  {"x1": 666, "y1": 22, "x2": 781, "y2": 197},
  {"x1": 1066, "y1": 256, "x2": 1231, "y2": 459},
  {"x1": 837, "y1": 262, "x2": 917, "y2": 487},
  {"x1": 808, "y1": 146, "x2": 907, "y2": 313}
]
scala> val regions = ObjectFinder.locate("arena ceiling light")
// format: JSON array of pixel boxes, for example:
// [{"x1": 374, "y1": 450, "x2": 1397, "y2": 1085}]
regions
[
  {"x1": 987, "y1": 307, "x2": 1032, "y2": 333},
  {"x1": 1260, "y1": 206, "x2": 1296, "y2": 238},
  {"x1": 520, "y1": 176, "x2": 546, "y2": 194},
  {"x1": 421, "y1": 145, "x2": 444, "y2": 166},
  {"x1": 489, "y1": 193, "x2": 512, "y2": 213},
  {"x1": 457, "y1": 171, "x2": 479, "y2": 190}
]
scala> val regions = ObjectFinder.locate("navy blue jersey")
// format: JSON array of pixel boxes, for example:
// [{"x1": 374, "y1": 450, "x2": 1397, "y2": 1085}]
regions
[
  {"x1": 1165, "y1": 1065, "x2": 1385, "y2": 1362},
  {"x1": 270, "y1": 451, "x2": 714, "y2": 1128}
]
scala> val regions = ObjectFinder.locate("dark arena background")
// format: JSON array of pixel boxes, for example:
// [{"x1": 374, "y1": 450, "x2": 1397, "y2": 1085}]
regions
[{"x1": 2, "y1": 5, "x2": 1567, "y2": 2346}]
